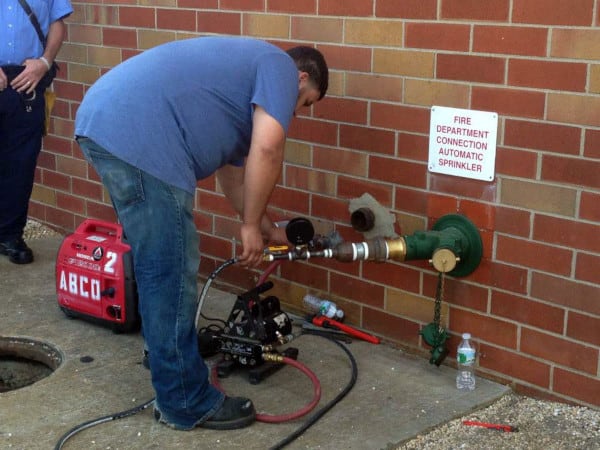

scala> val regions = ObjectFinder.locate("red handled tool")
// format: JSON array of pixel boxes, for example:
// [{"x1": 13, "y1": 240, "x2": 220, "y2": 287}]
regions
[
  {"x1": 462, "y1": 420, "x2": 518, "y2": 432},
  {"x1": 312, "y1": 315, "x2": 381, "y2": 344}
]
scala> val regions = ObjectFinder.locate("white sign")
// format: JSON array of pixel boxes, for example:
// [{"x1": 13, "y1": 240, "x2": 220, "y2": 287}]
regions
[{"x1": 428, "y1": 106, "x2": 498, "y2": 181}]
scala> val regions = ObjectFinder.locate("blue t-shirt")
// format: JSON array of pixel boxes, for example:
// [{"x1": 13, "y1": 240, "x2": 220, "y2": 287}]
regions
[
  {"x1": 75, "y1": 37, "x2": 299, "y2": 194},
  {"x1": 0, "y1": 0, "x2": 73, "y2": 65}
]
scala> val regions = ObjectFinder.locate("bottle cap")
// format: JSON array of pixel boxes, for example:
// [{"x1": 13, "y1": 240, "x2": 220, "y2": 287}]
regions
[{"x1": 462, "y1": 332, "x2": 471, "y2": 339}]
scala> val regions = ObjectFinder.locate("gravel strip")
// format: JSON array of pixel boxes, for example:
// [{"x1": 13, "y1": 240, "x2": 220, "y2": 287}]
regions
[
  {"x1": 23, "y1": 220, "x2": 600, "y2": 449},
  {"x1": 23, "y1": 220, "x2": 62, "y2": 240},
  {"x1": 397, "y1": 392, "x2": 599, "y2": 449}
]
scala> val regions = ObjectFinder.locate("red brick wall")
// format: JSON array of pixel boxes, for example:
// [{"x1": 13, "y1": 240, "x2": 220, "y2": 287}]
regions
[{"x1": 33, "y1": 0, "x2": 600, "y2": 407}]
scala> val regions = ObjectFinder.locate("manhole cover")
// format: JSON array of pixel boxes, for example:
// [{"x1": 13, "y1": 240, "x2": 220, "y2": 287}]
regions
[{"x1": 0, "y1": 337, "x2": 62, "y2": 393}]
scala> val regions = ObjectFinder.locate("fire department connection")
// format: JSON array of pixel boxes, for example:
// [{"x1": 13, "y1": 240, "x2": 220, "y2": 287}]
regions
[{"x1": 54, "y1": 214, "x2": 483, "y2": 449}]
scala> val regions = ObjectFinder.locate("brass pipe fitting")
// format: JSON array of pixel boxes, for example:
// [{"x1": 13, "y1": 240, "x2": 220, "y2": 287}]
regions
[
  {"x1": 330, "y1": 214, "x2": 482, "y2": 277},
  {"x1": 330, "y1": 236, "x2": 408, "y2": 262},
  {"x1": 262, "y1": 352, "x2": 284, "y2": 363}
]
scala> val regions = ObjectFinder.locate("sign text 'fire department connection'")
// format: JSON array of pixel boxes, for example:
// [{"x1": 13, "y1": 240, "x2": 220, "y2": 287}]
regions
[{"x1": 428, "y1": 106, "x2": 498, "y2": 181}]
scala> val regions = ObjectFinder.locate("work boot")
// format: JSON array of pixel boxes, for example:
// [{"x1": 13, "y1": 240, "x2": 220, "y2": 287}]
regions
[
  {"x1": 154, "y1": 396, "x2": 256, "y2": 430},
  {"x1": 0, "y1": 238, "x2": 34, "y2": 264},
  {"x1": 201, "y1": 396, "x2": 256, "y2": 429}
]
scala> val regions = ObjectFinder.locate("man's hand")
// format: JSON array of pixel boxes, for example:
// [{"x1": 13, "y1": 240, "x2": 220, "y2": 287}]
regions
[
  {"x1": 0, "y1": 68, "x2": 7, "y2": 92},
  {"x1": 238, "y1": 223, "x2": 266, "y2": 267},
  {"x1": 11, "y1": 59, "x2": 48, "y2": 94}
]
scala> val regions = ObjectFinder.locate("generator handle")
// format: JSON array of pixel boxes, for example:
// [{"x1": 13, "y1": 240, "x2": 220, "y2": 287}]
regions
[{"x1": 80, "y1": 219, "x2": 124, "y2": 239}]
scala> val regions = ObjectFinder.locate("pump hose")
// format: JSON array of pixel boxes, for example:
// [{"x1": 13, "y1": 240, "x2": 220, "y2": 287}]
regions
[
  {"x1": 54, "y1": 257, "x2": 357, "y2": 449},
  {"x1": 207, "y1": 257, "x2": 359, "y2": 448},
  {"x1": 211, "y1": 355, "x2": 321, "y2": 423},
  {"x1": 268, "y1": 333, "x2": 358, "y2": 450},
  {"x1": 257, "y1": 260, "x2": 281, "y2": 286},
  {"x1": 211, "y1": 336, "x2": 357, "y2": 450}
]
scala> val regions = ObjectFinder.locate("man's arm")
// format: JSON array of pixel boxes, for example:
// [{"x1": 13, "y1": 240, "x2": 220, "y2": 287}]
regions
[
  {"x1": 42, "y1": 19, "x2": 68, "y2": 66},
  {"x1": 224, "y1": 105, "x2": 286, "y2": 266},
  {"x1": 215, "y1": 163, "x2": 282, "y2": 234},
  {"x1": 216, "y1": 163, "x2": 288, "y2": 253},
  {"x1": 215, "y1": 163, "x2": 245, "y2": 216}
]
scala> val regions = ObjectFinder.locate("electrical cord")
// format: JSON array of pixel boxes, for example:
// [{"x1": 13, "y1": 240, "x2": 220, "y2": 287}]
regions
[
  {"x1": 53, "y1": 258, "x2": 237, "y2": 449},
  {"x1": 53, "y1": 258, "x2": 238, "y2": 449},
  {"x1": 268, "y1": 332, "x2": 358, "y2": 450},
  {"x1": 195, "y1": 257, "x2": 237, "y2": 329},
  {"x1": 202, "y1": 257, "x2": 359, "y2": 448},
  {"x1": 201, "y1": 258, "x2": 359, "y2": 448},
  {"x1": 53, "y1": 398, "x2": 154, "y2": 450},
  {"x1": 210, "y1": 333, "x2": 357, "y2": 449},
  {"x1": 197, "y1": 322, "x2": 226, "y2": 335},
  {"x1": 54, "y1": 257, "x2": 358, "y2": 449}
]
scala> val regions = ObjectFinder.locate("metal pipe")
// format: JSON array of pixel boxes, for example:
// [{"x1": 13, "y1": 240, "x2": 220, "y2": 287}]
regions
[
  {"x1": 350, "y1": 207, "x2": 376, "y2": 232},
  {"x1": 263, "y1": 214, "x2": 483, "y2": 277}
]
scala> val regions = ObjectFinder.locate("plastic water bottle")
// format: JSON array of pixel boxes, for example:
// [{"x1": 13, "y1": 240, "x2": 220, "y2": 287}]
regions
[
  {"x1": 303, "y1": 294, "x2": 344, "y2": 319},
  {"x1": 456, "y1": 333, "x2": 476, "y2": 391}
]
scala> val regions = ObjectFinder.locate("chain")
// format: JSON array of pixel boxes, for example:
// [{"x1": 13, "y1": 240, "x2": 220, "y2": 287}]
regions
[{"x1": 434, "y1": 271, "x2": 444, "y2": 332}]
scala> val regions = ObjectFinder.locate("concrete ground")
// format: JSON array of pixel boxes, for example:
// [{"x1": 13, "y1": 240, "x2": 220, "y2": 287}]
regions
[{"x1": 0, "y1": 236, "x2": 509, "y2": 450}]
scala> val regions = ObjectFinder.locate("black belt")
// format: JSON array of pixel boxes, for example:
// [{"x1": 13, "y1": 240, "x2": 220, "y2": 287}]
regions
[{"x1": 1, "y1": 65, "x2": 26, "y2": 82}]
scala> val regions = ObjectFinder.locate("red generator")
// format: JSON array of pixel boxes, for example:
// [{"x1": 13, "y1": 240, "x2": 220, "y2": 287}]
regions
[{"x1": 56, "y1": 219, "x2": 140, "y2": 333}]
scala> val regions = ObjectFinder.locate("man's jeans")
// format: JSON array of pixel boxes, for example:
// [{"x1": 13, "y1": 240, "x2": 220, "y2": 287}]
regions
[{"x1": 77, "y1": 137, "x2": 224, "y2": 429}]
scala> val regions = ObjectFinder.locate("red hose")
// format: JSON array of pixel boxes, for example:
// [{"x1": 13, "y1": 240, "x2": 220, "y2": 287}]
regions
[
  {"x1": 210, "y1": 259, "x2": 321, "y2": 423},
  {"x1": 257, "y1": 260, "x2": 282, "y2": 286},
  {"x1": 211, "y1": 356, "x2": 322, "y2": 423},
  {"x1": 257, "y1": 356, "x2": 321, "y2": 423}
]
